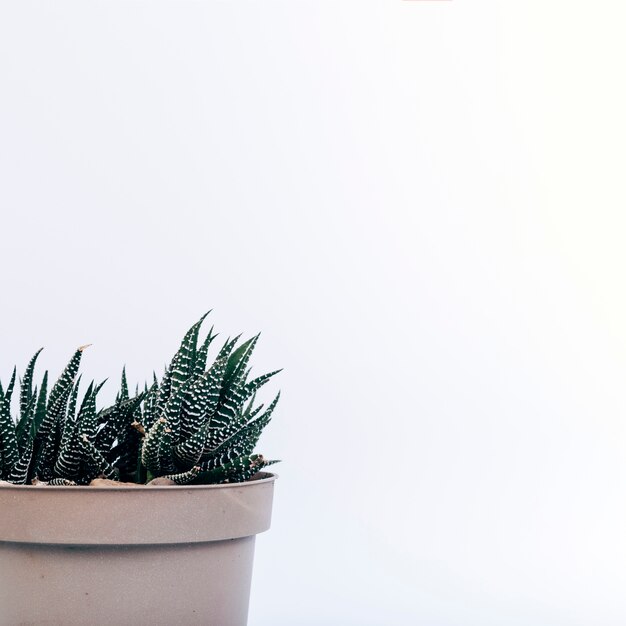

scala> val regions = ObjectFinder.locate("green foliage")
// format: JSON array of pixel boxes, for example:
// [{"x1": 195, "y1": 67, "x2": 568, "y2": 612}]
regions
[
  {"x1": 138, "y1": 315, "x2": 280, "y2": 484},
  {"x1": 0, "y1": 313, "x2": 280, "y2": 486}
]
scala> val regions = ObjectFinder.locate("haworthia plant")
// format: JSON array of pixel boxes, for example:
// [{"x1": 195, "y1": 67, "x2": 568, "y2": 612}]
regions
[{"x1": 0, "y1": 313, "x2": 281, "y2": 486}]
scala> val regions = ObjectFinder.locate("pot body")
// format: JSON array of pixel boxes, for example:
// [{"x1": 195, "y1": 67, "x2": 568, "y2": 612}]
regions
[{"x1": 0, "y1": 473, "x2": 276, "y2": 626}]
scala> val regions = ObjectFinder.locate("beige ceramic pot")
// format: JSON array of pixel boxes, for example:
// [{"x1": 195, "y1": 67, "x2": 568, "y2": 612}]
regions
[{"x1": 0, "y1": 473, "x2": 276, "y2": 626}]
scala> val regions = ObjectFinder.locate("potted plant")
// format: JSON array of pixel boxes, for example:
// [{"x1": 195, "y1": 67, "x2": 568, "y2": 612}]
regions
[{"x1": 0, "y1": 312, "x2": 281, "y2": 626}]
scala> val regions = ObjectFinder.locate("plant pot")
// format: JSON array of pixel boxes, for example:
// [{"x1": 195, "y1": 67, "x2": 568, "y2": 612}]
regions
[{"x1": 0, "y1": 472, "x2": 277, "y2": 626}]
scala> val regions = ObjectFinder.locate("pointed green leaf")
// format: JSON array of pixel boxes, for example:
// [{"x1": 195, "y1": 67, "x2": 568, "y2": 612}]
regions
[
  {"x1": 47, "y1": 348, "x2": 85, "y2": 414},
  {"x1": 161, "y1": 465, "x2": 200, "y2": 485},
  {"x1": 141, "y1": 417, "x2": 168, "y2": 475},
  {"x1": 194, "y1": 454, "x2": 275, "y2": 484},
  {"x1": 20, "y1": 348, "x2": 43, "y2": 420},
  {"x1": 203, "y1": 392, "x2": 280, "y2": 467},
  {"x1": 0, "y1": 391, "x2": 19, "y2": 478},
  {"x1": 4, "y1": 367, "x2": 17, "y2": 406},
  {"x1": 223, "y1": 334, "x2": 259, "y2": 387},
  {"x1": 7, "y1": 437, "x2": 34, "y2": 484},
  {"x1": 31, "y1": 371, "x2": 48, "y2": 436},
  {"x1": 120, "y1": 367, "x2": 129, "y2": 402},
  {"x1": 47, "y1": 478, "x2": 77, "y2": 486},
  {"x1": 80, "y1": 434, "x2": 118, "y2": 480},
  {"x1": 173, "y1": 424, "x2": 207, "y2": 468},
  {"x1": 193, "y1": 326, "x2": 216, "y2": 376}
]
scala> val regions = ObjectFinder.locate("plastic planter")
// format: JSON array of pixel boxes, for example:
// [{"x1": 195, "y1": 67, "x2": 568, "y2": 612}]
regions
[{"x1": 0, "y1": 473, "x2": 276, "y2": 626}]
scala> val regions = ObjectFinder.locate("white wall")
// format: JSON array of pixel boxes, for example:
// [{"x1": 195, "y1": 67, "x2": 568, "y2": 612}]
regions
[{"x1": 1, "y1": 1, "x2": 626, "y2": 624}]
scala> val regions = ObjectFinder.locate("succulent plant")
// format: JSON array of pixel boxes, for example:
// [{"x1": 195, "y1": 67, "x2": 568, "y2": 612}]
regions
[{"x1": 0, "y1": 313, "x2": 280, "y2": 486}]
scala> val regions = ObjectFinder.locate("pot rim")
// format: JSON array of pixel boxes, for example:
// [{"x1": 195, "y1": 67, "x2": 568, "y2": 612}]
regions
[
  {"x1": 0, "y1": 471, "x2": 277, "y2": 492},
  {"x1": 0, "y1": 472, "x2": 278, "y2": 544}
]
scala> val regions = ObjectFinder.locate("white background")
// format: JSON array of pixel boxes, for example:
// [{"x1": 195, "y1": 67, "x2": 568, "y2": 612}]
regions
[{"x1": 1, "y1": 1, "x2": 626, "y2": 624}]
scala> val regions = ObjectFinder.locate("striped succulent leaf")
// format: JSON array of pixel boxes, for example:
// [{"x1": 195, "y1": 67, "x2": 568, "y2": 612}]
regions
[
  {"x1": 241, "y1": 369, "x2": 282, "y2": 405},
  {"x1": 173, "y1": 424, "x2": 207, "y2": 468},
  {"x1": 54, "y1": 388, "x2": 87, "y2": 480},
  {"x1": 141, "y1": 380, "x2": 159, "y2": 430},
  {"x1": 161, "y1": 465, "x2": 200, "y2": 485},
  {"x1": 53, "y1": 380, "x2": 103, "y2": 481},
  {"x1": 158, "y1": 426, "x2": 175, "y2": 475},
  {"x1": 46, "y1": 348, "x2": 85, "y2": 417},
  {"x1": 192, "y1": 326, "x2": 216, "y2": 377},
  {"x1": 35, "y1": 436, "x2": 59, "y2": 481},
  {"x1": 202, "y1": 392, "x2": 280, "y2": 469},
  {"x1": 19, "y1": 348, "x2": 43, "y2": 420},
  {"x1": 54, "y1": 379, "x2": 83, "y2": 476},
  {"x1": 15, "y1": 392, "x2": 37, "y2": 452},
  {"x1": 193, "y1": 454, "x2": 277, "y2": 485},
  {"x1": 173, "y1": 312, "x2": 210, "y2": 387},
  {"x1": 78, "y1": 383, "x2": 99, "y2": 442},
  {"x1": 141, "y1": 417, "x2": 168, "y2": 476},
  {"x1": 120, "y1": 367, "x2": 129, "y2": 402},
  {"x1": 222, "y1": 335, "x2": 259, "y2": 388},
  {"x1": 4, "y1": 367, "x2": 17, "y2": 405},
  {"x1": 66, "y1": 375, "x2": 82, "y2": 425},
  {"x1": 30, "y1": 371, "x2": 48, "y2": 437},
  {"x1": 54, "y1": 428, "x2": 82, "y2": 480},
  {"x1": 161, "y1": 377, "x2": 194, "y2": 443},
  {"x1": 47, "y1": 478, "x2": 77, "y2": 486},
  {"x1": 157, "y1": 313, "x2": 209, "y2": 412},
  {"x1": 242, "y1": 393, "x2": 261, "y2": 420},
  {"x1": 7, "y1": 436, "x2": 34, "y2": 484},
  {"x1": 0, "y1": 390, "x2": 19, "y2": 479},
  {"x1": 208, "y1": 371, "x2": 252, "y2": 438},
  {"x1": 179, "y1": 372, "x2": 212, "y2": 440},
  {"x1": 215, "y1": 335, "x2": 241, "y2": 365},
  {"x1": 80, "y1": 434, "x2": 118, "y2": 480},
  {"x1": 95, "y1": 395, "x2": 143, "y2": 455},
  {"x1": 37, "y1": 373, "x2": 75, "y2": 442},
  {"x1": 201, "y1": 356, "x2": 229, "y2": 420},
  {"x1": 176, "y1": 355, "x2": 228, "y2": 442}
]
